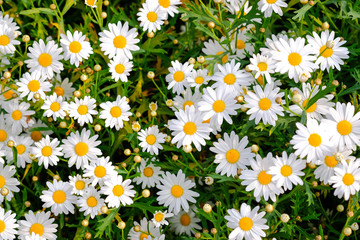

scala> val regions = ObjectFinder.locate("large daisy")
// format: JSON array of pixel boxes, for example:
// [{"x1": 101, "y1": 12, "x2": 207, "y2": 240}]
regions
[
  {"x1": 68, "y1": 96, "x2": 98, "y2": 126},
  {"x1": 138, "y1": 125, "x2": 167, "y2": 155},
  {"x1": 101, "y1": 174, "x2": 136, "y2": 208},
  {"x1": 4, "y1": 99, "x2": 35, "y2": 134},
  {"x1": 99, "y1": 95, "x2": 132, "y2": 130},
  {"x1": 166, "y1": 60, "x2": 194, "y2": 95},
  {"x1": 18, "y1": 211, "x2": 58, "y2": 240},
  {"x1": 31, "y1": 135, "x2": 63, "y2": 169},
  {"x1": 0, "y1": 207, "x2": 18, "y2": 240},
  {"x1": 137, "y1": 0, "x2": 167, "y2": 32}
]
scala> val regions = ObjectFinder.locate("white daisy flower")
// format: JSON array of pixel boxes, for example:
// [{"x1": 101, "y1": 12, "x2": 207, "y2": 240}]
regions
[
  {"x1": 137, "y1": 0, "x2": 167, "y2": 33},
  {"x1": 0, "y1": 113, "x2": 15, "y2": 146},
  {"x1": 84, "y1": 0, "x2": 97, "y2": 8},
  {"x1": 0, "y1": 12, "x2": 20, "y2": 36},
  {"x1": 6, "y1": 135, "x2": 33, "y2": 168},
  {"x1": 27, "y1": 119, "x2": 53, "y2": 142},
  {"x1": 306, "y1": 30, "x2": 349, "y2": 71},
  {"x1": 290, "y1": 118, "x2": 334, "y2": 163},
  {"x1": 77, "y1": 186, "x2": 105, "y2": 219},
  {"x1": 210, "y1": 131, "x2": 254, "y2": 177},
  {"x1": 16, "y1": 71, "x2": 51, "y2": 102},
  {"x1": 0, "y1": 207, "x2": 18, "y2": 240},
  {"x1": 268, "y1": 151, "x2": 306, "y2": 191},
  {"x1": 4, "y1": 99, "x2": 35, "y2": 134},
  {"x1": 53, "y1": 75, "x2": 75, "y2": 100},
  {"x1": 243, "y1": 84, "x2": 284, "y2": 126},
  {"x1": 156, "y1": 169, "x2": 200, "y2": 214},
  {"x1": 225, "y1": 203, "x2": 269, "y2": 240},
  {"x1": 173, "y1": 88, "x2": 202, "y2": 111},
  {"x1": 289, "y1": 83, "x2": 334, "y2": 120},
  {"x1": 212, "y1": 59, "x2": 252, "y2": 95},
  {"x1": 329, "y1": 160, "x2": 360, "y2": 200},
  {"x1": 169, "y1": 206, "x2": 201, "y2": 236},
  {"x1": 166, "y1": 60, "x2": 194, "y2": 95},
  {"x1": 61, "y1": 128, "x2": 102, "y2": 169},
  {"x1": 0, "y1": 25, "x2": 20, "y2": 55},
  {"x1": 0, "y1": 164, "x2": 20, "y2": 202},
  {"x1": 322, "y1": 102, "x2": 360, "y2": 152},
  {"x1": 272, "y1": 37, "x2": 318, "y2": 82},
  {"x1": 133, "y1": 159, "x2": 164, "y2": 189},
  {"x1": 168, "y1": 105, "x2": 212, "y2": 151},
  {"x1": 41, "y1": 93, "x2": 69, "y2": 121},
  {"x1": 60, "y1": 30, "x2": 93, "y2": 67},
  {"x1": 32, "y1": 135, "x2": 63, "y2": 169},
  {"x1": 158, "y1": 0, "x2": 181, "y2": 18},
  {"x1": 152, "y1": 210, "x2": 174, "y2": 228},
  {"x1": 231, "y1": 30, "x2": 255, "y2": 59},
  {"x1": 128, "y1": 217, "x2": 161, "y2": 240},
  {"x1": 186, "y1": 69, "x2": 210, "y2": 90},
  {"x1": 83, "y1": 156, "x2": 117, "y2": 187},
  {"x1": 138, "y1": 125, "x2": 167, "y2": 155},
  {"x1": 69, "y1": 174, "x2": 91, "y2": 195},
  {"x1": 260, "y1": 34, "x2": 289, "y2": 56},
  {"x1": 102, "y1": 174, "x2": 136, "y2": 208},
  {"x1": 202, "y1": 37, "x2": 233, "y2": 65},
  {"x1": 18, "y1": 210, "x2": 58, "y2": 240},
  {"x1": 108, "y1": 54, "x2": 133, "y2": 82},
  {"x1": 99, "y1": 95, "x2": 132, "y2": 130},
  {"x1": 258, "y1": 0, "x2": 287, "y2": 18},
  {"x1": 24, "y1": 39, "x2": 63, "y2": 79},
  {"x1": 240, "y1": 153, "x2": 284, "y2": 202},
  {"x1": 68, "y1": 96, "x2": 98, "y2": 126},
  {"x1": 0, "y1": 85, "x2": 18, "y2": 107},
  {"x1": 99, "y1": 21, "x2": 140, "y2": 59},
  {"x1": 40, "y1": 179, "x2": 77, "y2": 216},
  {"x1": 248, "y1": 53, "x2": 276, "y2": 83}
]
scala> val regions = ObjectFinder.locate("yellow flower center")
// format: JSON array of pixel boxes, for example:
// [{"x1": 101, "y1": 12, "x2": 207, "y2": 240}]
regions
[
  {"x1": 50, "y1": 102, "x2": 61, "y2": 112},
  {"x1": 0, "y1": 35, "x2": 10, "y2": 46},
  {"x1": 320, "y1": 45, "x2": 333, "y2": 58},
  {"x1": 75, "y1": 180, "x2": 85, "y2": 190},
  {"x1": 180, "y1": 213, "x2": 191, "y2": 226},
  {"x1": 173, "y1": 71, "x2": 185, "y2": 82},
  {"x1": 74, "y1": 142, "x2": 89, "y2": 156},
  {"x1": 3, "y1": 89, "x2": 14, "y2": 100},
  {"x1": 146, "y1": 135, "x2": 156, "y2": 145},
  {"x1": 28, "y1": 80, "x2": 41, "y2": 92},
  {"x1": 226, "y1": 149, "x2": 240, "y2": 164},
  {"x1": 171, "y1": 185, "x2": 184, "y2": 198},
  {"x1": 258, "y1": 170, "x2": 272, "y2": 185},
  {"x1": 12, "y1": 110, "x2": 22, "y2": 120},
  {"x1": 236, "y1": 40, "x2": 245, "y2": 50},
  {"x1": 86, "y1": 0, "x2": 96, "y2": 5},
  {"x1": 154, "y1": 212, "x2": 164, "y2": 222},
  {"x1": 38, "y1": 53, "x2": 52, "y2": 67},
  {"x1": 239, "y1": 217, "x2": 253, "y2": 231},
  {"x1": 308, "y1": 133, "x2": 322, "y2": 147},
  {"x1": 115, "y1": 64, "x2": 125, "y2": 74},
  {"x1": 288, "y1": 52, "x2": 302, "y2": 66},
  {"x1": 140, "y1": 233, "x2": 149, "y2": 240},
  {"x1": 0, "y1": 220, "x2": 5, "y2": 233},
  {"x1": 69, "y1": 41, "x2": 82, "y2": 53},
  {"x1": 30, "y1": 223, "x2": 44, "y2": 236},
  {"x1": 280, "y1": 165, "x2": 293, "y2": 177},
  {"x1": 159, "y1": 0, "x2": 170, "y2": 8},
  {"x1": 324, "y1": 155, "x2": 338, "y2": 168},
  {"x1": 0, "y1": 176, "x2": 5, "y2": 188},
  {"x1": 77, "y1": 105, "x2": 88, "y2": 115},
  {"x1": 52, "y1": 190, "x2": 66, "y2": 204},
  {"x1": 183, "y1": 122, "x2": 197, "y2": 135},
  {"x1": 342, "y1": 173, "x2": 355, "y2": 186},
  {"x1": 302, "y1": 99, "x2": 317, "y2": 113},
  {"x1": 0, "y1": 130, "x2": 7, "y2": 142},
  {"x1": 87, "y1": 196, "x2": 97, "y2": 207},
  {"x1": 258, "y1": 98, "x2": 272, "y2": 110},
  {"x1": 224, "y1": 73, "x2": 236, "y2": 85},
  {"x1": 213, "y1": 100, "x2": 226, "y2": 113},
  {"x1": 216, "y1": 51, "x2": 228, "y2": 64},
  {"x1": 41, "y1": 146, "x2": 53, "y2": 157},
  {"x1": 337, "y1": 120, "x2": 352, "y2": 136},
  {"x1": 183, "y1": 101, "x2": 194, "y2": 110},
  {"x1": 94, "y1": 166, "x2": 106, "y2": 178},
  {"x1": 195, "y1": 76, "x2": 204, "y2": 84},
  {"x1": 110, "y1": 106, "x2": 122, "y2": 118},
  {"x1": 113, "y1": 35, "x2": 127, "y2": 49},
  {"x1": 266, "y1": 0, "x2": 277, "y2": 3},
  {"x1": 112, "y1": 185, "x2": 124, "y2": 197},
  {"x1": 143, "y1": 167, "x2": 154, "y2": 177},
  {"x1": 147, "y1": 11, "x2": 158, "y2": 22},
  {"x1": 54, "y1": 86, "x2": 64, "y2": 96},
  {"x1": 31, "y1": 131, "x2": 42, "y2": 142},
  {"x1": 16, "y1": 144, "x2": 26, "y2": 155},
  {"x1": 257, "y1": 62, "x2": 268, "y2": 71}
]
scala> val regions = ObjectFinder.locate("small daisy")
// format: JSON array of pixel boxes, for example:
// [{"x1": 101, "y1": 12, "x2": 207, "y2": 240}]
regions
[
  {"x1": 202, "y1": 37, "x2": 233, "y2": 65},
  {"x1": 225, "y1": 203, "x2": 269, "y2": 240},
  {"x1": 290, "y1": 118, "x2": 334, "y2": 163},
  {"x1": 60, "y1": 30, "x2": 93, "y2": 67},
  {"x1": 168, "y1": 105, "x2": 212, "y2": 151},
  {"x1": 0, "y1": 25, "x2": 20, "y2": 55},
  {"x1": 108, "y1": 54, "x2": 133, "y2": 82},
  {"x1": 84, "y1": 0, "x2": 97, "y2": 8},
  {"x1": 0, "y1": 164, "x2": 20, "y2": 202},
  {"x1": 133, "y1": 159, "x2": 164, "y2": 188},
  {"x1": 166, "y1": 60, "x2": 194, "y2": 95},
  {"x1": 4, "y1": 99, "x2": 35, "y2": 134},
  {"x1": 77, "y1": 186, "x2": 105, "y2": 219},
  {"x1": 152, "y1": 210, "x2": 174, "y2": 228},
  {"x1": 138, "y1": 125, "x2": 167, "y2": 155},
  {"x1": 16, "y1": 71, "x2": 51, "y2": 102},
  {"x1": 102, "y1": 174, "x2": 136, "y2": 208},
  {"x1": 258, "y1": 0, "x2": 288, "y2": 18},
  {"x1": 329, "y1": 160, "x2": 360, "y2": 200},
  {"x1": 156, "y1": 169, "x2": 200, "y2": 214},
  {"x1": 27, "y1": 119, "x2": 53, "y2": 142},
  {"x1": 32, "y1": 135, "x2": 63, "y2": 169},
  {"x1": 243, "y1": 84, "x2": 284, "y2": 126},
  {"x1": 186, "y1": 69, "x2": 210, "y2": 90},
  {"x1": 99, "y1": 21, "x2": 140, "y2": 59},
  {"x1": 83, "y1": 156, "x2": 117, "y2": 186},
  {"x1": 128, "y1": 217, "x2": 161, "y2": 240},
  {"x1": 306, "y1": 30, "x2": 349, "y2": 71},
  {"x1": 137, "y1": 0, "x2": 167, "y2": 32},
  {"x1": 25, "y1": 39, "x2": 63, "y2": 79},
  {"x1": 240, "y1": 153, "x2": 284, "y2": 202},
  {"x1": 6, "y1": 135, "x2": 33, "y2": 168},
  {"x1": 0, "y1": 207, "x2": 18, "y2": 240},
  {"x1": 41, "y1": 93, "x2": 69, "y2": 121},
  {"x1": 99, "y1": 95, "x2": 132, "y2": 130},
  {"x1": 0, "y1": 113, "x2": 15, "y2": 145},
  {"x1": 268, "y1": 151, "x2": 306, "y2": 191},
  {"x1": 231, "y1": 30, "x2": 255, "y2": 59},
  {"x1": 69, "y1": 174, "x2": 91, "y2": 195},
  {"x1": 158, "y1": 0, "x2": 181, "y2": 18},
  {"x1": 173, "y1": 88, "x2": 202, "y2": 111},
  {"x1": 210, "y1": 131, "x2": 255, "y2": 177},
  {"x1": 53, "y1": 75, "x2": 75, "y2": 100},
  {"x1": 248, "y1": 53, "x2": 276, "y2": 83},
  {"x1": 212, "y1": 59, "x2": 252, "y2": 95},
  {"x1": 68, "y1": 96, "x2": 98, "y2": 126},
  {"x1": 40, "y1": 179, "x2": 77, "y2": 216},
  {"x1": 322, "y1": 102, "x2": 360, "y2": 152},
  {"x1": 169, "y1": 206, "x2": 201, "y2": 236},
  {"x1": 61, "y1": 128, "x2": 102, "y2": 169},
  {"x1": 18, "y1": 211, "x2": 58, "y2": 240}
]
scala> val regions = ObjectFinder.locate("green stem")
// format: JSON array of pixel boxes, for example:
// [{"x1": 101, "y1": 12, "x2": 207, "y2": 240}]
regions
[{"x1": 189, "y1": 152, "x2": 205, "y2": 172}]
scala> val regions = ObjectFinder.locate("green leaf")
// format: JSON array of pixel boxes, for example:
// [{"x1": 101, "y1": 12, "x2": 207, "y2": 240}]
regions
[
  {"x1": 304, "y1": 182, "x2": 314, "y2": 206},
  {"x1": 292, "y1": 4, "x2": 313, "y2": 21},
  {"x1": 62, "y1": 0, "x2": 75, "y2": 15},
  {"x1": 95, "y1": 207, "x2": 120, "y2": 238},
  {"x1": 19, "y1": 8, "x2": 56, "y2": 16}
]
